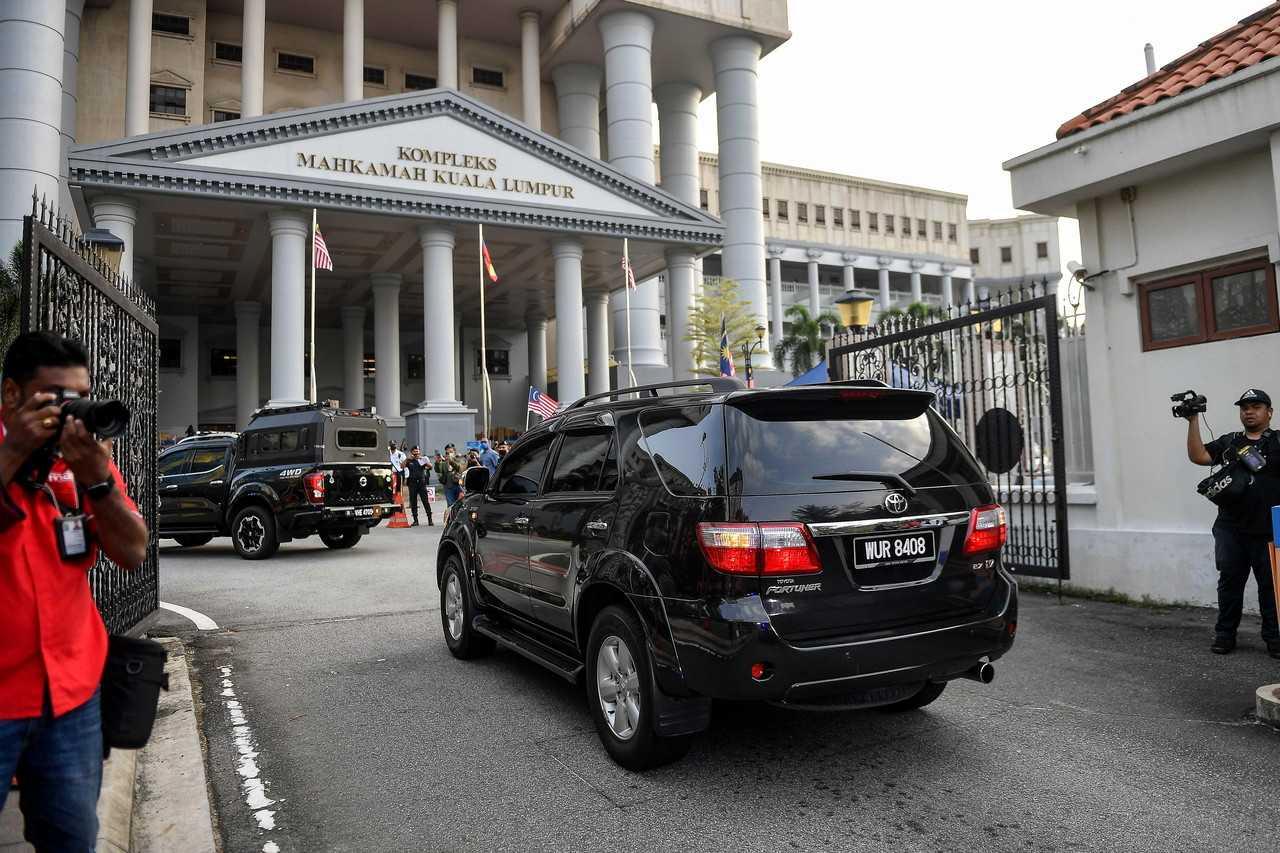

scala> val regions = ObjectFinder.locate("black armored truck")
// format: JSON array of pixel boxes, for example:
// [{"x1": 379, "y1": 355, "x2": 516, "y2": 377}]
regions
[{"x1": 158, "y1": 404, "x2": 396, "y2": 559}]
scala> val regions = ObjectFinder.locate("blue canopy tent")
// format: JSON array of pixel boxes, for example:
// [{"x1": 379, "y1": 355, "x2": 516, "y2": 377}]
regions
[{"x1": 784, "y1": 360, "x2": 829, "y2": 386}]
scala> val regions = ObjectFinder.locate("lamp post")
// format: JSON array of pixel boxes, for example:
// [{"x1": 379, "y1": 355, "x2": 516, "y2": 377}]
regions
[{"x1": 741, "y1": 324, "x2": 766, "y2": 387}]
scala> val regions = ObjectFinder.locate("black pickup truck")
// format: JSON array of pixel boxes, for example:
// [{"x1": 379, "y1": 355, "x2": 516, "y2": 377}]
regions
[{"x1": 158, "y1": 404, "x2": 397, "y2": 559}]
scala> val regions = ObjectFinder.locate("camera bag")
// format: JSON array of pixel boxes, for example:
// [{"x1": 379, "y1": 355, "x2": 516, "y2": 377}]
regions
[
  {"x1": 1197, "y1": 463, "x2": 1252, "y2": 506},
  {"x1": 101, "y1": 635, "x2": 169, "y2": 751}
]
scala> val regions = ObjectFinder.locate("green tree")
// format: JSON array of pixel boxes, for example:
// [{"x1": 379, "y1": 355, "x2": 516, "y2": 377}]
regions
[
  {"x1": 684, "y1": 277, "x2": 758, "y2": 376},
  {"x1": 773, "y1": 303, "x2": 841, "y2": 377},
  {"x1": 0, "y1": 243, "x2": 23, "y2": 356}
]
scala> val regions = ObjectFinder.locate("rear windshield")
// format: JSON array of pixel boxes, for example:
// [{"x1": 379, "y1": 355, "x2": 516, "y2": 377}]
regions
[
  {"x1": 725, "y1": 392, "x2": 984, "y2": 495},
  {"x1": 336, "y1": 428, "x2": 379, "y2": 449}
]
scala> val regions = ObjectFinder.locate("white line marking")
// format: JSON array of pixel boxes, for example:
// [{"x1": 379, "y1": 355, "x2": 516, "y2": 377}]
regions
[
  {"x1": 159, "y1": 600, "x2": 219, "y2": 630},
  {"x1": 219, "y1": 664, "x2": 282, "y2": 850}
]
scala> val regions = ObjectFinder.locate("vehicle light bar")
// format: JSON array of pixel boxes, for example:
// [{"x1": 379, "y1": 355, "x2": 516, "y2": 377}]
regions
[
  {"x1": 960, "y1": 504, "x2": 1007, "y2": 556},
  {"x1": 696, "y1": 522, "x2": 822, "y2": 576},
  {"x1": 303, "y1": 471, "x2": 326, "y2": 506}
]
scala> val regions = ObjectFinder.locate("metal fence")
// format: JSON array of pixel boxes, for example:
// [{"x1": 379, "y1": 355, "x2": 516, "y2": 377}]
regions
[{"x1": 19, "y1": 196, "x2": 159, "y2": 634}]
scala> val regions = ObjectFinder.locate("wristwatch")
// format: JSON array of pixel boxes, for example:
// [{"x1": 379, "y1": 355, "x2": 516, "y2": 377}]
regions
[{"x1": 85, "y1": 478, "x2": 115, "y2": 501}]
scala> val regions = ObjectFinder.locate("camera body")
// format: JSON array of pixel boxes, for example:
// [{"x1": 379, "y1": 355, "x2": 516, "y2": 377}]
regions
[
  {"x1": 18, "y1": 389, "x2": 131, "y2": 487},
  {"x1": 1171, "y1": 390, "x2": 1207, "y2": 419}
]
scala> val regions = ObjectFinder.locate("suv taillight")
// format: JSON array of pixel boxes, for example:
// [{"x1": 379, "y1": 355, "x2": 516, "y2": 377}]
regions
[
  {"x1": 303, "y1": 472, "x2": 326, "y2": 505},
  {"x1": 696, "y1": 522, "x2": 822, "y2": 576},
  {"x1": 961, "y1": 504, "x2": 1007, "y2": 556}
]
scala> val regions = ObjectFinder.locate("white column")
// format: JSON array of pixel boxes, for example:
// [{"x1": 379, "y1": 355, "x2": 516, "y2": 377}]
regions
[
  {"x1": 235, "y1": 301, "x2": 261, "y2": 428},
  {"x1": 909, "y1": 260, "x2": 924, "y2": 305},
  {"x1": 520, "y1": 10, "x2": 541, "y2": 130},
  {"x1": 553, "y1": 239, "x2": 586, "y2": 403},
  {"x1": 124, "y1": 0, "x2": 153, "y2": 136},
  {"x1": 877, "y1": 257, "x2": 892, "y2": 311},
  {"x1": 586, "y1": 292, "x2": 611, "y2": 393},
  {"x1": 841, "y1": 253, "x2": 858, "y2": 292},
  {"x1": 656, "y1": 82, "x2": 702, "y2": 204},
  {"x1": 611, "y1": 279, "x2": 666, "y2": 373},
  {"x1": 598, "y1": 11, "x2": 656, "y2": 184},
  {"x1": 965, "y1": 278, "x2": 977, "y2": 306},
  {"x1": 343, "y1": 0, "x2": 364, "y2": 103},
  {"x1": 711, "y1": 36, "x2": 768, "y2": 355},
  {"x1": 267, "y1": 210, "x2": 310, "y2": 407},
  {"x1": 437, "y1": 0, "x2": 458, "y2": 89},
  {"x1": 806, "y1": 250, "x2": 822, "y2": 315},
  {"x1": 527, "y1": 316, "x2": 548, "y2": 391},
  {"x1": 341, "y1": 305, "x2": 366, "y2": 410},
  {"x1": 59, "y1": 0, "x2": 85, "y2": 216},
  {"x1": 666, "y1": 250, "x2": 698, "y2": 379},
  {"x1": 91, "y1": 195, "x2": 138, "y2": 283},
  {"x1": 419, "y1": 224, "x2": 457, "y2": 404},
  {"x1": 0, "y1": 0, "x2": 65, "y2": 248},
  {"x1": 767, "y1": 246, "x2": 784, "y2": 347},
  {"x1": 551, "y1": 63, "x2": 602, "y2": 157},
  {"x1": 372, "y1": 273, "x2": 402, "y2": 418},
  {"x1": 941, "y1": 264, "x2": 955, "y2": 310},
  {"x1": 241, "y1": 0, "x2": 265, "y2": 117}
]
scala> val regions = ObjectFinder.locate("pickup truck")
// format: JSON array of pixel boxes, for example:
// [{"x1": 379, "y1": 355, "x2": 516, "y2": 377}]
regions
[{"x1": 157, "y1": 404, "x2": 397, "y2": 559}]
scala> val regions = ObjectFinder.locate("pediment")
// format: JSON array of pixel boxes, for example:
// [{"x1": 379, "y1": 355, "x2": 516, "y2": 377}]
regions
[{"x1": 151, "y1": 68, "x2": 193, "y2": 89}]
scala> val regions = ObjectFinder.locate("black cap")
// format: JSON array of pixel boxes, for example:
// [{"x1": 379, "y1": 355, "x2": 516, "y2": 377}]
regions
[{"x1": 1234, "y1": 388, "x2": 1272, "y2": 407}]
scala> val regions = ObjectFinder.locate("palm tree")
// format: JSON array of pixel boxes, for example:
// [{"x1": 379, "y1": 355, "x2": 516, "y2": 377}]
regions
[
  {"x1": 773, "y1": 303, "x2": 841, "y2": 377},
  {"x1": 0, "y1": 243, "x2": 23, "y2": 356}
]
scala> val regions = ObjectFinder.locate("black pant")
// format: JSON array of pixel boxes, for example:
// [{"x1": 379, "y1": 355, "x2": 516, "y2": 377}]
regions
[
  {"x1": 407, "y1": 478, "x2": 432, "y2": 523},
  {"x1": 1212, "y1": 524, "x2": 1278, "y2": 642}
]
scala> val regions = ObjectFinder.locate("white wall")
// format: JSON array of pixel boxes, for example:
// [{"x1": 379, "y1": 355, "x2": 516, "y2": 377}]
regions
[
  {"x1": 459, "y1": 325, "x2": 530, "y2": 439},
  {"x1": 158, "y1": 315, "x2": 199, "y2": 437}
]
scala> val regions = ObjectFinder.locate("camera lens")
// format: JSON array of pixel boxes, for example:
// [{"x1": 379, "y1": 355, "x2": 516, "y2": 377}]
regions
[{"x1": 61, "y1": 398, "x2": 131, "y2": 438}]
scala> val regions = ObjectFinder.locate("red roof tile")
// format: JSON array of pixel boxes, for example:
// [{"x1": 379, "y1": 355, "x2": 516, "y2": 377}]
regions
[{"x1": 1056, "y1": 3, "x2": 1280, "y2": 138}]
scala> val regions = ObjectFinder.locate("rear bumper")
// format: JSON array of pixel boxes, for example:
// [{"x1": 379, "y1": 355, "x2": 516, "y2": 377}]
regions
[
  {"x1": 291, "y1": 503, "x2": 398, "y2": 528},
  {"x1": 665, "y1": 572, "x2": 1018, "y2": 705}
]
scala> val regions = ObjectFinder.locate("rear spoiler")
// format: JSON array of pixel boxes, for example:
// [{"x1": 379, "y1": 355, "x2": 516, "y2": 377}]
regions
[{"x1": 726, "y1": 383, "x2": 935, "y2": 419}]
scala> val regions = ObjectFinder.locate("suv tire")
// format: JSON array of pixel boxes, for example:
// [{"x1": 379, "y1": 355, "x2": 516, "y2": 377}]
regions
[
  {"x1": 441, "y1": 555, "x2": 494, "y2": 659},
  {"x1": 231, "y1": 505, "x2": 279, "y2": 560},
  {"x1": 879, "y1": 680, "x2": 947, "y2": 712},
  {"x1": 173, "y1": 534, "x2": 214, "y2": 548},
  {"x1": 586, "y1": 605, "x2": 692, "y2": 771},
  {"x1": 319, "y1": 527, "x2": 363, "y2": 550}
]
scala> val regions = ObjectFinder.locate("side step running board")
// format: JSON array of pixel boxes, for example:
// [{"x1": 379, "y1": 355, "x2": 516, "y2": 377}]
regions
[{"x1": 472, "y1": 614, "x2": 585, "y2": 684}]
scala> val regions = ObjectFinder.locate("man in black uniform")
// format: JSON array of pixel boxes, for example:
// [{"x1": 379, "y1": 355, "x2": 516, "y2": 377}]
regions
[
  {"x1": 1186, "y1": 388, "x2": 1280, "y2": 657},
  {"x1": 404, "y1": 445, "x2": 433, "y2": 527}
]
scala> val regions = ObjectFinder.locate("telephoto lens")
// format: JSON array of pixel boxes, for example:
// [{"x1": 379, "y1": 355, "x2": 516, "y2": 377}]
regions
[{"x1": 61, "y1": 397, "x2": 131, "y2": 438}]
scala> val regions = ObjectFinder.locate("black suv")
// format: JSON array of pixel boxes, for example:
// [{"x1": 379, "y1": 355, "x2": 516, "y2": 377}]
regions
[
  {"x1": 158, "y1": 404, "x2": 396, "y2": 559},
  {"x1": 437, "y1": 379, "x2": 1016, "y2": 769}
]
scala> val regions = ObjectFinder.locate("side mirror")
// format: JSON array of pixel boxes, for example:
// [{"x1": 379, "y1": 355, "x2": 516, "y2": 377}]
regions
[{"x1": 463, "y1": 466, "x2": 491, "y2": 493}]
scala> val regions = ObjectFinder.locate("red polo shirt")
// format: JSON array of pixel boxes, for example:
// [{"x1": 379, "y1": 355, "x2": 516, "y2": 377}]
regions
[{"x1": 0, "y1": 417, "x2": 138, "y2": 719}]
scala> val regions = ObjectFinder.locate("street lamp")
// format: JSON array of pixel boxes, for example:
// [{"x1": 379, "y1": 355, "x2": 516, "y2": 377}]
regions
[{"x1": 741, "y1": 324, "x2": 766, "y2": 387}]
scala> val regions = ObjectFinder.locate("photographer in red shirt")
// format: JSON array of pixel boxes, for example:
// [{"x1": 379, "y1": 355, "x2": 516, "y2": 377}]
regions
[{"x1": 0, "y1": 332, "x2": 147, "y2": 851}]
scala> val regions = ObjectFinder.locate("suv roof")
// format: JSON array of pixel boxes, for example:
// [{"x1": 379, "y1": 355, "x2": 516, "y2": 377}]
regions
[
  {"x1": 247, "y1": 402, "x2": 384, "y2": 430},
  {"x1": 549, "y1": 378, "x2": 897, "y2": 420}
]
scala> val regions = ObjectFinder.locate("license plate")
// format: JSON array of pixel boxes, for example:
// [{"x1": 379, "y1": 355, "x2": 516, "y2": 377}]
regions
[
  {"x1": 852, "y1": 530, "x2": 937, "y2": 569},
  {"x1": 353, "y1": 507, "x2": 374, "y2": 517}
]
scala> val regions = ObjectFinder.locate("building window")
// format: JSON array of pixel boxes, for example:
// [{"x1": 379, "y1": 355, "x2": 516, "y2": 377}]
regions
[
  {"x1": 916, "y1": 218, "x2": 927, "y2": 237},
  {"x1": 933, "y1": 221, "x2": 943, "y2": 240},
  {"x1": 212, "y1": 109, "x2": 240, "y2": 123},
  {"x1": 363, "y1": 353, "x2": 376, "y2": 378},
  {"x1": 868, "y1": 212, "x2": 878, "y2": 232},
  {"x1": 152, "y1": 12, "x2": 190, "y2": 36},
  {"x1": 948, "y1": 223, "x2": 958, "y2": 242},
  {"x1": 405, "y1": 72, "x2": 437, "y2": 91},
  {"x1": 149, "y1": 85, "x2": 187, "y2": 116},
  {"x1": 797, "y1": 203, "x2": 808, "y2": 223},
  {"x1": 210, "y1": 348, "x2": 237, "y2": 377},
  {"x1": 159, "y1": 339, "x2": 182, "y2": 370},
  {"x1": 1138, "y1": 257, "x2": 1279, "y2": 351},
  {"x1": 884, "y1": 215, "x2": 894, "y2": 235},
  {"x1": 851, "y1": 210, "x2": 861, "y2": 230},
  {"x1": 1000, "y1": 246, "x2": 1013, "y2": 263},
  {"x1": 277, "y1": 52, "x2": 315, "y2": 75},
  {"x1": 762, "y1": 197, "x2": 769, "y2": 218},
  {"x1": 901, "y1": 216, "x2": 911, "y2": 235},
  {"x1": 475, "y1": 348, "x2": 510, "y2": 377},
  {"x1": 471, "y1": 66, "x2": 505, "y2": 88},
  {"x1": 777, "y1": 200, "x2": 788, "y2": 221},
  {"x1": 699, "y1": 188, "x2": 709, "y2": 210},
  {"x1": 407, "y1": 354, "x2": 424, "y2": 380},
  {"x1": 833, "y1": 208, "x2": 843, "y2": 227},
  {"x1": 363, "y1": 66, "x2": 386, "y2": 86},
  {"x1": 213, "y1": 42, "x2": 242, "y2": 64},
  {"x1": 970, "y1": 248, "x2": 980, "y2": 264},
  {"x1": 1036, "y1": 241, "x2": 1049, "y2": 259},
  {"x1": 815, "y1": 205, "x2": 825, "y2": 225}
]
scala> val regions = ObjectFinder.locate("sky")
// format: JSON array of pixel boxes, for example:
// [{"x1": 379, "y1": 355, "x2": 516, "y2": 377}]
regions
[{"x1": 695, "y1": 0, "x2": 1268, "y2": 219}]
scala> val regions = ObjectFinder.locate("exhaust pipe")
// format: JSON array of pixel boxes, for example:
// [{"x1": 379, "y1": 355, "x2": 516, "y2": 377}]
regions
[{"x1": 961, "y1": 661, "x2": 995, "y2": 684}]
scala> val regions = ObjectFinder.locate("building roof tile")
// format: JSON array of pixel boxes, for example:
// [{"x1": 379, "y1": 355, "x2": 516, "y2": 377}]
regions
[{"x1": 1056, "y1": 3, "x2": 1280, "y2": 138}]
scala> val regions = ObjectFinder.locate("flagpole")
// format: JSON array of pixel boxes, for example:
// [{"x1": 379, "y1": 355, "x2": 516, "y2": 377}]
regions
[
  {"x1": 623, "y1": 238, "x2": 637, "y2": 388},
  {"x1": 309, "y1": 208, "x2": 318, "y2": 403},
  {"x1": 525, "y1": 387, "x2": 531, "y2": 432},
  {"x1": 478, "y1": 224, "x2": 490, "y2": 440}
]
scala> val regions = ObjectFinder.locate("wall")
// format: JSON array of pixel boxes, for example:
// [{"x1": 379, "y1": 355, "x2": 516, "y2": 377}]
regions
[
  {"x1": 969, "y1": 215, "x2": 1061, "y2": 288},
  {"x1": 158, "y1": 314, "x2": 199, "y2": 436},
  {"x1": 459, "y1": 326, "x2": 531, "y2": 439}
]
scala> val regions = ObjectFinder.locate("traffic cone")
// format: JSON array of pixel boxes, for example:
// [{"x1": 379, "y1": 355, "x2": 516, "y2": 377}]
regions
[{"x1": 387, "y1": 486, "x2": 411, "y2": 529}]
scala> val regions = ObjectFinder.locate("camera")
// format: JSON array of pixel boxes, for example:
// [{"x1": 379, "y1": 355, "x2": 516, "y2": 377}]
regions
[
  {"x1": 1171, "y1": 390, "x2": 1207, "y2": 419},
  {"x1": 18, "y1": 389, "x2": 131, "y2": 486}
]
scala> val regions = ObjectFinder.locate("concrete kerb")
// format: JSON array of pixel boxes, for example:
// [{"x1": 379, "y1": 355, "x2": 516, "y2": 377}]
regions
[{"x1": 1257, "y1": 683, "x2": 1280, "y2": 728}]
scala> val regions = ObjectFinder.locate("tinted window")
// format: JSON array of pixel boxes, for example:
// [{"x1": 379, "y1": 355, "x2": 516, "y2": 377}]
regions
[
  {"x1": 495, "y1": 436, "x2": 553, "y2": 496},
  {"x1": 159, "y1": 450, "x2": 191, "y2": 477},
  {"x1": 189, "y1": 447, "x2": 226, "y2": 477},
  {"x1": 547, "y1": 432, "x2": 612, "y2": 493},
  {"x1": 599, "y1": 437, "x2": 619, "y2": 492},
  {"x1": 725, "y1": 394, "x2": 983, "y2": 495},
  {"x1": 337, "y1": 429, "x2": 378, "y2": 449},
  {"x1": 637, "y1": 406, "x2": 725, "y2": 497}
]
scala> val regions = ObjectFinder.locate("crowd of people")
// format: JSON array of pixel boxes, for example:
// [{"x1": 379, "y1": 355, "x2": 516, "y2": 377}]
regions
[{"x1": 385, "y1": 436, "x2": 511, "y2": 525}]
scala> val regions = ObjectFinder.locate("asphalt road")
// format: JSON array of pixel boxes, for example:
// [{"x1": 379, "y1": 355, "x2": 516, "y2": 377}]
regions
[{"x1": 152, "y1": 520, "x2": 1280, "y2": 853}]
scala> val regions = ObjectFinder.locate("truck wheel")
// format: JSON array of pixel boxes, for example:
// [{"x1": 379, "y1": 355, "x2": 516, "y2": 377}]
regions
[
  {"x1": 440, "y1": 555, "x2": 493, "y2": 659},
  {"x1": 879, "y1": 681, "x2": 947, "y2": 712},
  {"x1": 173, "y1": 534, "x2": 213, "y2": 548},
  {"x1": 231, "y1": 506, "x2": 279, "y2": 560},
  {"x1": 319, "y1": 527, "x2": 362, "y2": 549},
  {"x1": 586, "y1": 605, "x2": 692, "y2": 771}
]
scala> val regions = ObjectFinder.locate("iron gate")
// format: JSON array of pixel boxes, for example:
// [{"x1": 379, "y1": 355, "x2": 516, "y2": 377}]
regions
[
  {"x1": 828, "y1": 286, "x2": 1070, "y2": 580},
  {"x1": 19, "y1": 197, "x2": 160, "y2": 634}
]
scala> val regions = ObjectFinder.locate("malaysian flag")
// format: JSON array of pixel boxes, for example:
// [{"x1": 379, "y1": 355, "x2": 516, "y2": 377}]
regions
[
  {"x1": 313, "y1": 223, "x2": 333, "y2": 271},
  {"x1": 620, "y1": 255, "x2": 636, "y2": 291},
  {"x1": 527, "y1": 386, "x2": 559, "y2": 419},
  {"x1": 718, "y1": 316, "x2": 735, "y2": 378}
]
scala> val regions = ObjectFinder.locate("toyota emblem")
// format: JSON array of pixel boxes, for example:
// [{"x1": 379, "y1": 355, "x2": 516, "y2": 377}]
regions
[
  {"x1": 883, "y1": 492, "x2": 909, "y2": 514},
  {"x1": 359, "y1": 476, "x2": 367, "y2": 487}
]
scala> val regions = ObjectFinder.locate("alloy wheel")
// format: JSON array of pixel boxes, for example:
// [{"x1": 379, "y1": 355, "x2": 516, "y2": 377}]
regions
[
  {"x1": 444, "y1": 573, "x2": 464, "y2": 641},
  {"x1": 596, "y1": 635, "x2": 641, "y2": 741},
  {"x1": 237, "y1": 515, "x2": 264, "y2": 553}
]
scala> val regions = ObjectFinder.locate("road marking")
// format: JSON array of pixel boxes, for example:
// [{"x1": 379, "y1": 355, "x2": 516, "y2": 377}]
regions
[
  {"x1": 159, "y1": 600, "x2": 219, "y2": 630},
  {"x1": 219, "y1": 664, "x2": 281, "y2": 849}
]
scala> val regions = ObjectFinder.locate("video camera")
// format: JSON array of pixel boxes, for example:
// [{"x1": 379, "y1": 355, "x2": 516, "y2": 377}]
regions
[
  {"x1": 1170, "y1": 390, "x2": 1207, "y2": 419},
  {"x1": 19, "y1": 388, "x2": 131, "y2": 486}
]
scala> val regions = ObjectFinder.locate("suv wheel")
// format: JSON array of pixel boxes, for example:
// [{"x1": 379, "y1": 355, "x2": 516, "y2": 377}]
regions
[
  {"x1": 879, "y1": 680, "x2": 947, "y2": 712},
  {"x1": 586, "y1": 605, "x2": 692, "y2": 771},
  {"x1": 319, "y1": 527, "x2": 363, "y2": 550},
  {"x1": 173, "y1": 534, "x2": 213, "y2": 548},
  {"x1": 440, "y1": 555, "x2": 494, "y2": 659},
  {"x1": 231, "y1": 505, "x2": 279, "y2": 560}
]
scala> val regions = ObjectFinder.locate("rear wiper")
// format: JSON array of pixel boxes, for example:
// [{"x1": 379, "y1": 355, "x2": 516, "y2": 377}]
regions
[
  {"x1": 859, "y1": 431, "x2": 948, "y2": 478},
  {"x1": 810, "y1": 471, "x2": 917, "y2": 495}
]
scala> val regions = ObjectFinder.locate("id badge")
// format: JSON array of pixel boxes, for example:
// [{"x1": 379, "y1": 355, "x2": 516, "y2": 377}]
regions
[{"x1": 55, "y1": 513, "x2": 89, "y2": 560}]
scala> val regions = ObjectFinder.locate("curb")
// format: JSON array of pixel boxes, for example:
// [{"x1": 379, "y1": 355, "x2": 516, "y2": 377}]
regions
[
  {"x1": 95, "y1": 747, "x2": 137, "y2": 853},
  {"x1": 1256, "y1": 683, "x2": 1280, "y2": 728}
]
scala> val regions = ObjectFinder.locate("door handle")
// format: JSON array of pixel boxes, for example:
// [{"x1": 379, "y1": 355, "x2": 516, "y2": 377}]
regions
[
  {"x1": 210, "y1": 480, "x2": 224, "y2": 486},
  {"x1": 513, "y1": 516, "x2": 530, "y2": 526},
  {"x1": 163, "y1": 485, "x2": 178, "y2": 491},
  {"x1": 585, "y1": 520, "x2": 609, "y2": 535}
]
